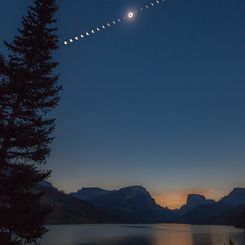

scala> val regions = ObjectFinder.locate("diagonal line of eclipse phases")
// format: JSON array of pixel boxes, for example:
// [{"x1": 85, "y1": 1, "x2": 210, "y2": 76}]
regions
[{"x1": 64, "y1": 0, "x2": 165, "y2": 46}]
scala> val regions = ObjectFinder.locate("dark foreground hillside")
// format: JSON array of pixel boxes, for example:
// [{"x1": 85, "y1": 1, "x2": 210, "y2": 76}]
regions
[{"x1": 35, "y1": 182, "x2": 114, "y2": 224}]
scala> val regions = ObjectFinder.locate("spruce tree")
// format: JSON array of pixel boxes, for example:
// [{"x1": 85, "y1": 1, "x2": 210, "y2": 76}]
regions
[{"x1": 0, "y1": 0, "x2": 61, "y2": 244}]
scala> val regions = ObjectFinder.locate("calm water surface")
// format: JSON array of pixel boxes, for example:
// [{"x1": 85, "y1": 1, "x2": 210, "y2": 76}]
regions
[{"x1": 42, "y1": 224, "x2": 245, "y2": 245}]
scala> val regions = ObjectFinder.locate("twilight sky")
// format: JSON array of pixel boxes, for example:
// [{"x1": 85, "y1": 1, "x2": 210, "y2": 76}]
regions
[{"x1": 1, "y1": 0, "x2": 245, "y2": 209}]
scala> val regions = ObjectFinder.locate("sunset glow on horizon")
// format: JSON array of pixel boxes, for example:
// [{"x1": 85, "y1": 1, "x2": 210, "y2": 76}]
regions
[{"x1": 153, "y1": 189, "x2": 228, "y2": 209}]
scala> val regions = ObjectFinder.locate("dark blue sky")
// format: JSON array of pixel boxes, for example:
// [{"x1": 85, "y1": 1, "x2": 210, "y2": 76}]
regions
[{"x1": 1, "y1": 0, "x2": 245, "y2": 207}]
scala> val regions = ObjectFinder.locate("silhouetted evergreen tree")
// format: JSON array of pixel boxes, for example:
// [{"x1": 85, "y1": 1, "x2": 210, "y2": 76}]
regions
[{"x1": 0, "y1": 0, "x2": 61, "y2": 244}]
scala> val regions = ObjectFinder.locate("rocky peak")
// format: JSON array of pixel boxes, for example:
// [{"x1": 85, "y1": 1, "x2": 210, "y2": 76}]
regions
[
  {"x1": 179, "y1": 194, "x2": 215, "y2": 215},
  {"x1": 70, "y1": 187, "x2": 111, "y2": 202},
  {"x1": 38, "y1": 180, "x2": 58, "y2": 191},
  {"x1": 186, "y1": 194, "x2": 207, "y2": 206},
  {"x1": 220, "y1": 188, "x2": 245, "y2": 206}
]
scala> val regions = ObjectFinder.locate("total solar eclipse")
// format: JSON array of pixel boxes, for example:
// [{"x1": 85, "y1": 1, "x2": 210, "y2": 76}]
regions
[
  {"x1": 64, "y1": 0, "x2": 165, "y2": 46},
  {"x1": 128, "y1": 12, "x2": 134, "y2": 19}
]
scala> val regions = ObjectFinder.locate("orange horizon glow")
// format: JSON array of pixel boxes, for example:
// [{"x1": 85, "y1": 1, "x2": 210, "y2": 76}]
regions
[
  {"x1": 54, "y1": 180, "x2": 230, "y2": 210},
  {"x1": 152, "y1": 189, "x2": 227, "y2": 210}
]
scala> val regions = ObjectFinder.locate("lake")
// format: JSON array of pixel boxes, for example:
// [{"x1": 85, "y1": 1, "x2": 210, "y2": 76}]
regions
[{"x1": 42, "y1": 224, "x2": 245, "y2": 245}]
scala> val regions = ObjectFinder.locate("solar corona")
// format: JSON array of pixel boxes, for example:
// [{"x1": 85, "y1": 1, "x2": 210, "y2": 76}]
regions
[
  {"x1": 128, "y1": 12, "x2": 134, "y2": 19},
  {"x1": 64, "y1": 0, "x2": 165, "y2": 46}
]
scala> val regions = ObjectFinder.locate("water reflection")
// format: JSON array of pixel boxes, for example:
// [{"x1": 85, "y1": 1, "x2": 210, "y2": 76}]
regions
[
  {"x1": 190, "y1": 225, "x2": 213, "y2": 245},
  {"x1": 78, "y1": 235, "x2": 154, "y2": 245},
  {"x1": 42, "y1": 224, "x2": 245, "y2": 245},
  {"x1": 232, "y1": 232, "x2": 245, "y2": 245}
]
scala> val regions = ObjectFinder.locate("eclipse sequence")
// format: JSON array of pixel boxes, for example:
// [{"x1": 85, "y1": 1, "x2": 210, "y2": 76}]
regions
[{"x1": 64, "y1": 0, "x2": 165, "y2": 46}]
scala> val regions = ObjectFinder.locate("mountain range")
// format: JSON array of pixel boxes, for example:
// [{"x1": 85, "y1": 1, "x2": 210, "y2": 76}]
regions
[
  {"x1": 71, "y1": 186, "x2": 179, "y2": 223},
  {"x1": 37, "y1": 181, "x2": 245, "y2": 228}
]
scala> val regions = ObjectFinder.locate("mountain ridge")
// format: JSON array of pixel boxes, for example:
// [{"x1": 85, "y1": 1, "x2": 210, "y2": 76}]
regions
[
  {"x1": 179, "y1": 194, "x2": 215, "y2": 215},
  {"x1": 71, "y1": 185, "x2": 180, "y2": 223},
  {"x1": 37, "y1": 182, "x2": 245, "y2": 227},
  {"x1": 35, "y1": 181, "x2": 115, "y2": 224}
]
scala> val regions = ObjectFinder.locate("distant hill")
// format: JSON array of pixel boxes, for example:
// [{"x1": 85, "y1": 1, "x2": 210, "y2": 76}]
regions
[
  {"x1": 35, "y1": 182, "x2": 245, "y2": 227},
  {"x1": 220, "y1": 188, "x2": 245, "y2": 206},
  {"x1": 35, "y1": 182, "x2": 113, "y2": 224},
  {"x1": 71, "y1": 185, "x2": 181, "y2": 223},
  {"x1": 224, "y1": 204, "x2": 245, "y2": 228},
  {"x1": 183, "y1": 202, "x2": 245, "y2": 228},
  {"x1": 179, "y1": 194, "x2": 215, "y2": 215},
  {"x1": 181, "y1": 188, "x2": 245, "y2": 228},
  {"x1": 71, "y1": 187, "x2": 112, "y2": 202},
  {"x1": 183, "y1": 202, "x2": 234, "y2": 224}
]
